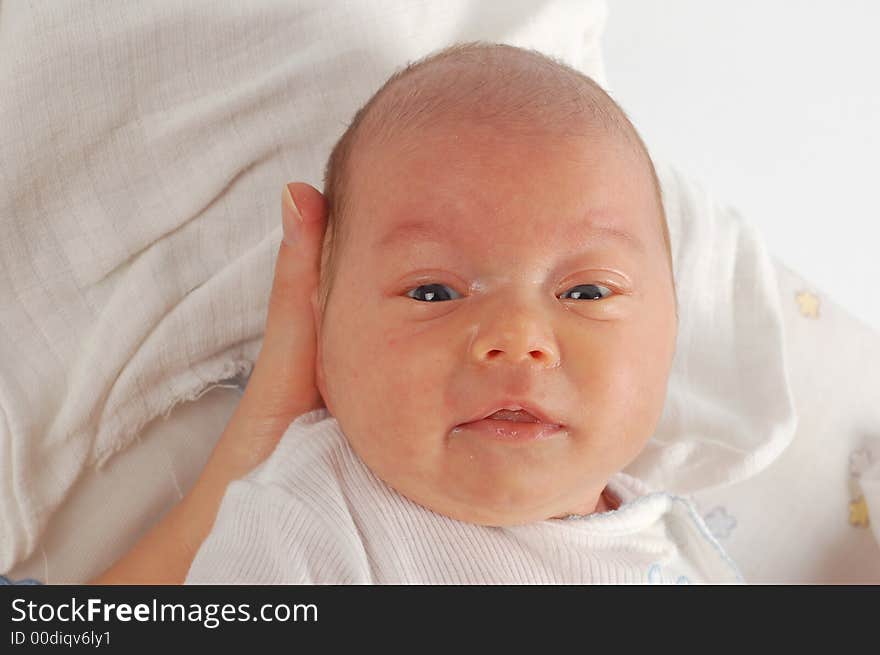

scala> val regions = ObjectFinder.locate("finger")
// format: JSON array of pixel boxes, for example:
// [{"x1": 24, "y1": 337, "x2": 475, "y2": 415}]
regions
[{"x1": 238, "y1": 182, "x2": 327, "y2": 424}]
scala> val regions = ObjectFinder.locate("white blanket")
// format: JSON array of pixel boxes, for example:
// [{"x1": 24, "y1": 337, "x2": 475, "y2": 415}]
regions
[{"x1": 0, "y1": 0, "x2": 609, "y2": 572}]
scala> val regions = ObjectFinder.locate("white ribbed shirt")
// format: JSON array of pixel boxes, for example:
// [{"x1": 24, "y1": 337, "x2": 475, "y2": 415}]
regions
[{"x1": 185, "y1": 409, "x2": 743, "y2": 584}]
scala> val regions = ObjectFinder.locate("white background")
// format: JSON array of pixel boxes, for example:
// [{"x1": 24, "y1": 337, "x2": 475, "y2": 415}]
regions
[{"x1": 602, "y1": 0, "x2": 880, "y2": 331}]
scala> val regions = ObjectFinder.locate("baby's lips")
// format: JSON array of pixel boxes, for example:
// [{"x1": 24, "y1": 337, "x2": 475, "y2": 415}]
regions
[{"x1": 461, "y1": 400, "x2": 563, "y2": 426}]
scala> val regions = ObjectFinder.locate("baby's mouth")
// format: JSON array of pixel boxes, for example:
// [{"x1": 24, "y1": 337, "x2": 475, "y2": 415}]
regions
[
  {"x1": 457, "y1": 400, "x2": 564, "y2": 429},
  {"x1": 484, "y1": 409, "x2": 542, "y2": 423},
  {"x1": 453, "y1": 406, "x2": 565, "y2": 443}
]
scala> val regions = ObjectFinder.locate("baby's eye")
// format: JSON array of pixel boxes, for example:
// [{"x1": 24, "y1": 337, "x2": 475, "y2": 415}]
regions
[
  {"x1": 405, "y1": 283, "x2": 462, "y2": 302},
  {"x1": 560, "y1": 284, "x2": 613, "y2": 301}
]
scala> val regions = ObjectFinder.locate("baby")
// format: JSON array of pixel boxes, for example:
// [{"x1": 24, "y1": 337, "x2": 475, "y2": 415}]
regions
[{"x1": 186, "y1": 42, "x2": 741, "y2": 584}]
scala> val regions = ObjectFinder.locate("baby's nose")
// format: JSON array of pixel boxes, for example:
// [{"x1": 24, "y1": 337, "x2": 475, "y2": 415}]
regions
[{"x1": 469, "y1": 309, "x2": 560, "y2": 369}]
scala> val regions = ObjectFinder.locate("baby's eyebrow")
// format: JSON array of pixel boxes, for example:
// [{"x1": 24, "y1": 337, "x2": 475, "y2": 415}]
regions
[
  {"x1": 377, "y1": 218, "x2": 646, "y2": 253},
  {"x1": 377, "y1": 220, "x2": 454, "y2": 249}
]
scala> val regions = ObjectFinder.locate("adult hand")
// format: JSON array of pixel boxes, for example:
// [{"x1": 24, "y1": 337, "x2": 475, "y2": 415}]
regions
[
  {"x1": 218, "y1": 182, "x2": 328, "y2": 477},
  {"x1": 89, "y1": 182, "x2": 328, "y2": 584}
]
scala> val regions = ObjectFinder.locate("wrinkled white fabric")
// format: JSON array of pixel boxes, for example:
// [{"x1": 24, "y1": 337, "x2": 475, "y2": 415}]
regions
[{"x1": 626, "y1": 162, "x2": 798, "y2": 493}]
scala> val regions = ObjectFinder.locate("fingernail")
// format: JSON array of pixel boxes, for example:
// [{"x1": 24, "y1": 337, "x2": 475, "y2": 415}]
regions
[{"x1": 282, "y1": 183, "x2": 302, "y2": 246}]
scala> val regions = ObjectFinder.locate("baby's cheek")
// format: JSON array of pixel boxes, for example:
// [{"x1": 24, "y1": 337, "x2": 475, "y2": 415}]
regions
[
  {"x1": 381, "y1": 321, "x2": 448, "y2": 372},
  {"x1": 376, "y1": 343, "x2": 455, "y2": 426},
  {"x1": 385, "y1": 349, "x2": 444, "y2": 404}
]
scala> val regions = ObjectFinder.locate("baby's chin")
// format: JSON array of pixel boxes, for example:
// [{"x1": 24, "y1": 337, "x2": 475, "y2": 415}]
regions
[{"x1": 338, "y1": 412, "x2": 614, "y2": 525}]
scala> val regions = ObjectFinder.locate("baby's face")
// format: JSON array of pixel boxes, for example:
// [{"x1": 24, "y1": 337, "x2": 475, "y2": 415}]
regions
[{"x1": 315, "y1": 123, "x2": 677, "y2": 525}]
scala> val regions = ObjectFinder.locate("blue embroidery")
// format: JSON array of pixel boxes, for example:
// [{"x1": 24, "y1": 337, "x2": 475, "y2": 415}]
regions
[
  {"x1": 0, "y1": 574, "x2": 43, "y2": 585},
  {"x1": 703, "y1": 506, "x2": 737, "y2": 540},
  {"x1": 646, "y1": 563, "x2": 691, "y2": 585}
]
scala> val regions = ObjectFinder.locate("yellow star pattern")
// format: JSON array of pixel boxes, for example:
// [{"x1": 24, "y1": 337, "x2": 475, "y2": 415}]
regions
[
  {"x1": 795, "y1": 291, "x2": 820, "y2": 318},
  {"x1": 848, "y1": 496, "x2": 870, "y2": 528}
]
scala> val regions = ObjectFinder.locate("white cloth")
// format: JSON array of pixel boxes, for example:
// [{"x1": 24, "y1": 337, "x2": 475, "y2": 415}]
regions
[
  {"x1": 0, "y1": 0, "x2": 609, "y2": 573},
  {"x1": 631, "y1": 162, "x2": 798, "y2": 494},
  {"x1": 186, "y1": 409, "x2": 743, "y2": 584},
  {"x1": 688, "y1": 260, "x2": 880, "y2": 582}
]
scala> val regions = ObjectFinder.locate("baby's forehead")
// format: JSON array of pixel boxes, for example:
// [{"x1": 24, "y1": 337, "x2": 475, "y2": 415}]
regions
[
  {"x1": 333, "y1": 136, "x2": 672, "y2": 308},
  {"x1": 356, "y1": 115, "x2": 645, "y2": 191},
  {"x1": 361, "y1": 126, "x2": 654, "y2": 218}
]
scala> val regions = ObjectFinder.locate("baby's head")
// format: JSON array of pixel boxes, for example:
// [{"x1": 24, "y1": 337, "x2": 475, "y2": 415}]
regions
[{"x1": 312, "y1": 42, "x2": 677, "y2": 526}]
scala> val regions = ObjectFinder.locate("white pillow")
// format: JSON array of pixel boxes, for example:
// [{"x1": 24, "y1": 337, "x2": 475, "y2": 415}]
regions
[{"x1": 0, "y1": 0, "x2": 609, "y2": 572}]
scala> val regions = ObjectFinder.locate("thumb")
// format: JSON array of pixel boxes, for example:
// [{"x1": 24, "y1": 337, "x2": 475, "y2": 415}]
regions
[{"x1": 237, "y1": 182, "x2": 327, "y2": 425}]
